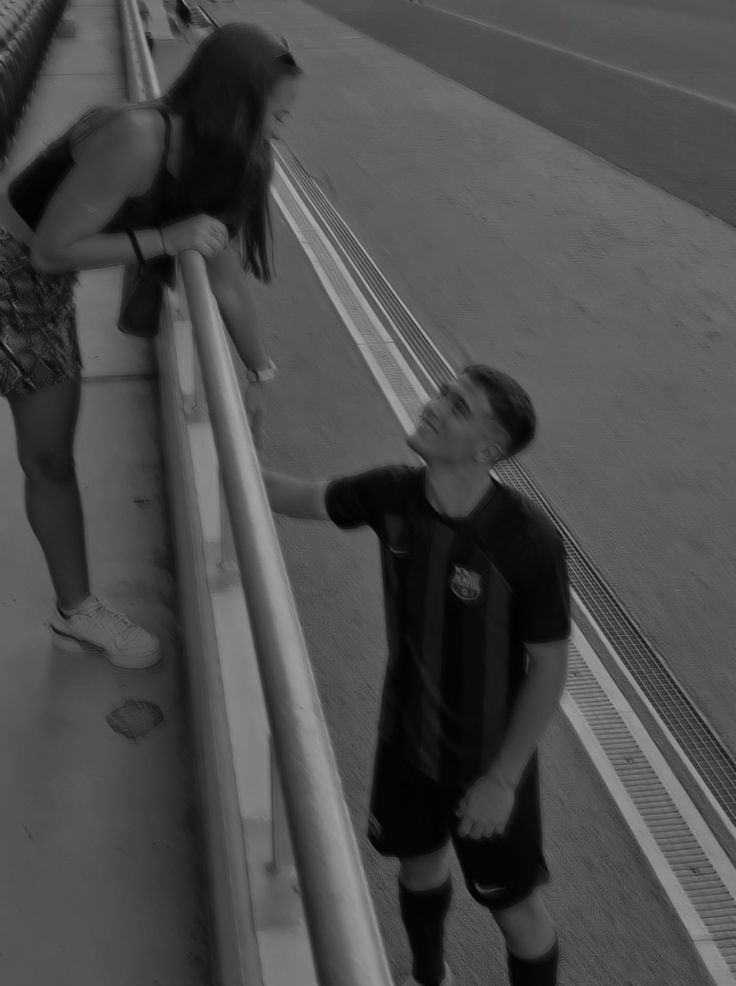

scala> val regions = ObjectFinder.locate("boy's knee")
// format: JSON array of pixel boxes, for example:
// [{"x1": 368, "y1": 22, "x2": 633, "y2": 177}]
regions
[
  {"x1": 399, "y1": 844, "x2": 451, "y2": 891},
  {"x1": 491, "y1": 889, "x2": 557, "y2": 956},
  {"x1": 492, "y1": 888, "x2": 547, "y2": 924}
]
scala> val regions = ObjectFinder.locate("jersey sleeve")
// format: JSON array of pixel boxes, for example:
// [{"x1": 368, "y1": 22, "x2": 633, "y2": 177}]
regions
[
  {"x1": 516, "y1": 523, "x2": 571, "y2": 644},
  {"x1": 325, "y1": 466, "x2": 412, "y2": 532}
]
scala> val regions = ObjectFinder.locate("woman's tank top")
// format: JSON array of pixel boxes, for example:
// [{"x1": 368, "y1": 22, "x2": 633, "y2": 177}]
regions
[{"x1": 7, "y1": 107, "x2": 180, "y2": 236}]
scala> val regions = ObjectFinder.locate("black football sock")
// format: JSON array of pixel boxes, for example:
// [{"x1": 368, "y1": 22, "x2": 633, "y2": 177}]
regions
[
  {"x1": 507, "y1": 933, "x2": 559, "y2": 986},
  {"x1": 398, "y1": 875, "x2": 452, "y2": 986}
]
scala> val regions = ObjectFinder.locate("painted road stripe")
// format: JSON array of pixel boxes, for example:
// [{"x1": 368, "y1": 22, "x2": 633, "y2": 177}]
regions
[{"x1": 422, "y1": 2, "x2": 736, "y2": 113}]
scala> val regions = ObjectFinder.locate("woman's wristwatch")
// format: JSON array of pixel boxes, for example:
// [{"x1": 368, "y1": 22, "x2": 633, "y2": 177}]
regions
[{"x1": 245, "y1": 360, "x2": 278, "y2": 384}]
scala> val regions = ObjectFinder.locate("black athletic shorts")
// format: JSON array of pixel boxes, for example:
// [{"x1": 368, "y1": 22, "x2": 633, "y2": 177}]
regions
[{"x1": 367, "y1": 740, "x2": 550, "y2": 911}]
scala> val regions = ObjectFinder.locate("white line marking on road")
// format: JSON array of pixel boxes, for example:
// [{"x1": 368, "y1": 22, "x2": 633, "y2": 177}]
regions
[{"x1": 421, "y1": 3, "x2": 736, "y2": 113}]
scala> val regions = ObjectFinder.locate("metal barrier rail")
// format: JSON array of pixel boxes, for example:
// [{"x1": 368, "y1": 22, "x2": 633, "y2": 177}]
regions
[{"x1": 120, "y1": 3, "x2": 395, "y2": 985}]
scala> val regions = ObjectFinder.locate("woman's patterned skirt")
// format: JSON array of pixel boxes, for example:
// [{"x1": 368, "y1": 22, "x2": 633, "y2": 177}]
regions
[{"x1": 0, "y1": 227, "x2": 80, "y2": 399}]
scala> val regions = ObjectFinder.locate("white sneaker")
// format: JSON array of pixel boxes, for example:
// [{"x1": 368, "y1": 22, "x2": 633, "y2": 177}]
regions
[
  {"x1": 50, "y1": 595, "x2": 162, "y2": 670},
  {"x1": 402, "y1": 963, "x2": 453, "y2": 986}
]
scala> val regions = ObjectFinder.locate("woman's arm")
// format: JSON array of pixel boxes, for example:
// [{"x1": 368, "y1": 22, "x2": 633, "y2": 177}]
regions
[
  {"x1": 206, "y1": 240, "x2": 271, "y2": 373},
  {"x1": 31, "y1": 111, "x2": 166, "y2": 272}
]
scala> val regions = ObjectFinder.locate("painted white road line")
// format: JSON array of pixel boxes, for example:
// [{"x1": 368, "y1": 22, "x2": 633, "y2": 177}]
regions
[{"x1": 421, "y1": 2, "x2": 736, "y2": 112}]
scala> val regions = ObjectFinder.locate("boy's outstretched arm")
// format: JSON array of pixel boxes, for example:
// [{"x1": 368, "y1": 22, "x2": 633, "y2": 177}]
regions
[{"x1": 262, "y1": 470, "x2": 330, "y2": 520}]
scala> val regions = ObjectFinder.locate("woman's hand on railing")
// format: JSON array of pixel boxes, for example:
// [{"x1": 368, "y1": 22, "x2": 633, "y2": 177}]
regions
[{"x1": 161, "y1": 214, "x2": 230, "y2": 258}]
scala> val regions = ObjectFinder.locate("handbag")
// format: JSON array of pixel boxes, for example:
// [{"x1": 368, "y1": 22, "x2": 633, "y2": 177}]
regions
[{"x1": 117, "y1": 255, "x2": 175, "y2": 339}]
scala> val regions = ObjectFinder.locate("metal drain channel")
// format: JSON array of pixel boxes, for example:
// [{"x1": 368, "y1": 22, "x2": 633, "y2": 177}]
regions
[
  {"x1": 566, "y1": 638, "x2": 736, "y2": 981},
  {"x1": 272, "y1": 155, "x2": 736, "y2": 983},
  {"x1": 274, "y1": 143, "x2": 736, "y2": 836}
]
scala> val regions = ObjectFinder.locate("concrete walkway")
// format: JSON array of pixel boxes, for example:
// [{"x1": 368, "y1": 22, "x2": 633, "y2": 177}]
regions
[{"x1": 0, "y1": 4, "x2": 212, "y2": 984}]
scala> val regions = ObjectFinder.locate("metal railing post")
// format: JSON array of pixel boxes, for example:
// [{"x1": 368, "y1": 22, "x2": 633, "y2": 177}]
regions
[
  {"x1": 268, "y1": 734, "x2": 295, "y2": 877},
  {"x1": 193, "y1": 349, "x2": 207, "y2": 413},
  {"x1": 219, "y1": 469, "x2": 238, "y2": 572}
]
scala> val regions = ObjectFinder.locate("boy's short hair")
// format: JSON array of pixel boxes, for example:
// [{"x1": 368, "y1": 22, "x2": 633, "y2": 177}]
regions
[{"x1": 462, "y1": 365, "x2": 537, "y2": 458}]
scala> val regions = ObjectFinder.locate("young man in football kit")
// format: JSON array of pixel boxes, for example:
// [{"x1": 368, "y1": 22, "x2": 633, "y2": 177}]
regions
[{"x1": 262, "y1": 365, "x2": 570, "y2": 986}]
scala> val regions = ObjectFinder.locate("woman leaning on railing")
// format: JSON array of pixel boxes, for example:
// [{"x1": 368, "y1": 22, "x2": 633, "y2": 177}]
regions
[{"x1": 0, "y1": 23, "x2": 301, "y2": 670}]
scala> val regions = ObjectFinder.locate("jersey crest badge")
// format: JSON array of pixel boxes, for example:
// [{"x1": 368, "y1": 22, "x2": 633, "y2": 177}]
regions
[{"x1": 450, "y1": 565, "x2": 482, "y2": 602}]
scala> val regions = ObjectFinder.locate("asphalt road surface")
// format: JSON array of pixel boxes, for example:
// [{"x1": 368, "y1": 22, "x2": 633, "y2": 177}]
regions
[
  {"x1": 297, "y1": 0, "x2": 736, "y2": 226},
  {"x1": 419, "y1": 0, "x2": 736, "y2": 102}
]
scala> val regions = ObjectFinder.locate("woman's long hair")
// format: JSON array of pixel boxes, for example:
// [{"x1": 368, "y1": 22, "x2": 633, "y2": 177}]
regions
[
  {"x1": 70, "y1": 25, "x2": 301, "y2": 283},
  {"x1": 162, "y1": 24, "x2": 301, "y2": 282}
]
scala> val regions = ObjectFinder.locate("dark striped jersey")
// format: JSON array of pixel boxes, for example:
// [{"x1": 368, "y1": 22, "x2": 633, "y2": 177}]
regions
[{"x1": 325, "y1": 465, "x2": 571, "y2": 790}]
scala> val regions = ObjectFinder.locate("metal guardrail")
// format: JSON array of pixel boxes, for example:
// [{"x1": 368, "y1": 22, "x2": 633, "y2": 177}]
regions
[{"x1": 120, "y1": 3, "x2": 395, "y2": 985}]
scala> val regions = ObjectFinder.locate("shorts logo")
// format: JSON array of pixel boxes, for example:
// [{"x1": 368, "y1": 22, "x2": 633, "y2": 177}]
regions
[
  {"x1": 450, "y1": 565, "x2": 482, "y2": 602},
  {"x1": 473, "y1": 881, "x2": 506, "y2": 897}
]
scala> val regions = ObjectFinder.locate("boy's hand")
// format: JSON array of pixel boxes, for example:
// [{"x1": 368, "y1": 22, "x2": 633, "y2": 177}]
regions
[{"x1": 455, "y1": 772, "x2": 515, "y2": 841}]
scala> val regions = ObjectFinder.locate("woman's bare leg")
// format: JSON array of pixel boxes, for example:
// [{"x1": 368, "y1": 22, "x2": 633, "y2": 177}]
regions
[{"x1": 10, "y1": 376, "x2": 90, "y2": 611}]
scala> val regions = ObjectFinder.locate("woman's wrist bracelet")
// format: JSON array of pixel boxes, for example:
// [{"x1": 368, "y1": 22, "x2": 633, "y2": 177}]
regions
[{"x1": 124, "y1": 228, "x2": 145, "y2": 267}]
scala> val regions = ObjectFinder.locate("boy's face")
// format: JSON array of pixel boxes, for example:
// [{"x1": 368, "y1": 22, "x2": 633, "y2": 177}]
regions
[{"x1": 407, "y1": 375, "x2": 507, "y2": 466}]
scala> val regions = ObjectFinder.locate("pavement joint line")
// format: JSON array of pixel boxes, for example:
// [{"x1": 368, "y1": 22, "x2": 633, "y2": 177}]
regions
[
  {"x1": 420, "y1": 2, "x2": 736, "y2": 114},
  {"x1": 270, "y1": 142, "x2": 736, "y2": 986}
]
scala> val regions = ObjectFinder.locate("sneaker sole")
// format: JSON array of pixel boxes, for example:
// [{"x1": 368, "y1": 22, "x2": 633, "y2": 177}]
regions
[{"x1": 51, "y1": 627, "x2": 162, "y2": 670}]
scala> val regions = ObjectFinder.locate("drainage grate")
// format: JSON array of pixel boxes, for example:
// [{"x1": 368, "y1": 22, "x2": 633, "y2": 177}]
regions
[
  {"x1": 567, "y1": 641, "x2": 736, "y2": 977},
  {"x1": 172, "y1": 0, "x2": 214, "y2": 29},
  {"x1": 193, "y1": 4, "x2": 217, "y2": 28},
  {"x1": 275, "y1": 144, "x2": 736, "y2": 831}
]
